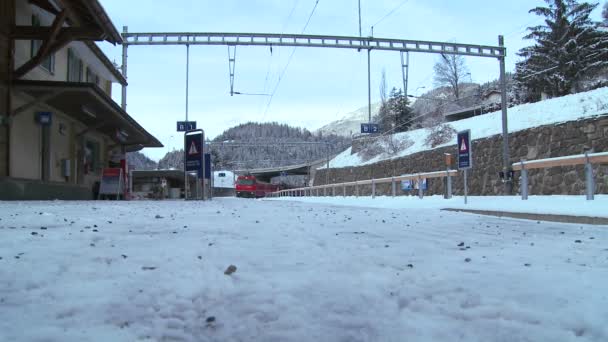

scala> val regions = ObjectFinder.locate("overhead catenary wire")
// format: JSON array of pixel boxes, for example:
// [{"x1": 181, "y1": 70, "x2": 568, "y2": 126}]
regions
[
  {"x1": 262, "y1": 0, "x2": 321, "y2": 119},
  {"x1": 370, "y1": 0, "x2": 409, "y2": 34}
]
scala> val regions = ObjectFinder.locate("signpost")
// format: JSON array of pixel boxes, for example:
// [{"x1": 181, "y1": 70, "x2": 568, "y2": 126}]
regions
[
  {"x1": 184, "y1": 129, "x2": 205, "y2": 200},
  {"x1": 360, "y1": 123, "x2": 379, "y2": 134},
  {"x1": 457, "y1": 130, "x2": 472, "y2": 204},
  {"x1": 98, "y1": 168, "x2": 124, "y2": 200},
  {"x1": 177, "y1": 121, "x2": 197, "y2": 132}
]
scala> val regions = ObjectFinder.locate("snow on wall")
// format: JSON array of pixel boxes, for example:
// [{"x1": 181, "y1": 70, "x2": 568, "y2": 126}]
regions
[{"x1": 325, "y1": 87, "x2": 608, "y2": 169}]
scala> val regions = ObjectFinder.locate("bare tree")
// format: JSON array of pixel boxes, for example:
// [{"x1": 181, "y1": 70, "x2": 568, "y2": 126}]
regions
[{"x1": 433, "y1": 53, "x2": 469, "y2": 99}]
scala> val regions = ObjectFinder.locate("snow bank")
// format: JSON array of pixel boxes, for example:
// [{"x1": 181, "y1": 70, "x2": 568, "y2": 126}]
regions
[
  {"x1": 267, "y1": 194, "x2": 608, "y2": 218},
  {"x1": 326, "y1": 87, "x2": 608, "y2": 169}
]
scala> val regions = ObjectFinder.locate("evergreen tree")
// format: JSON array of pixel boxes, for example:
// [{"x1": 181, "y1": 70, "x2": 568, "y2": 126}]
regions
[
  {"x1": 375, "y1": 88, "x2": 413, "y2": 133},
  {"x1": 603, "y1": 2, "x2": 608, "y2": 25},
  {"x1": 515, "y1": 0, "x2": 608, "y2": 100}
]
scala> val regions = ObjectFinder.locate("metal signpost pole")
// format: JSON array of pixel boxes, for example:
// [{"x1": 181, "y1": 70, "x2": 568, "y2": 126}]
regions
[
  {"x1": 464, "y1": 169, "x2": 468, "y2": 204},
  {"x1": 457, "y1": 130, "x2": 472, "y2": 205}
]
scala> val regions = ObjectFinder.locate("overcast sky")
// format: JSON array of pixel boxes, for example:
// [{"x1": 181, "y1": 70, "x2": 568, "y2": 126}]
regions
[{"x1": 97, "y1": 0, "x2": 604, "y2": 161}]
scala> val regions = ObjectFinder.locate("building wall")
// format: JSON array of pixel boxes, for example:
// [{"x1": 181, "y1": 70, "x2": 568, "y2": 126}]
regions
[
  {"x1": 9, "y1": 100, "x2": 41, "y2": 180},
  {"x1": 13, "y1": 1, "x2": 114, "y2": 95},
  {"x1": 4, "y1": 0, "x2": 119, "y2": 195},
  {"x1": 9, "y1": 95, "x2": 111, "y2": 190},
  {"x1": 315, "y1": 115, "x2": 608, "y2": 196}
]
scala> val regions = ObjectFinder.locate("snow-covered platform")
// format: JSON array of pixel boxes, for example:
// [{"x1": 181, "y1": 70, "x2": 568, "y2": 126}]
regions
[{"x1": 1, "y1": 198, "x2": 607, "y2": 341}]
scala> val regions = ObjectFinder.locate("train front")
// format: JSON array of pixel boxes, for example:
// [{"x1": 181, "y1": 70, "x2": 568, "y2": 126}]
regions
[{"x1": 235, "y1": 175, "x2": 257, "y2": 198}]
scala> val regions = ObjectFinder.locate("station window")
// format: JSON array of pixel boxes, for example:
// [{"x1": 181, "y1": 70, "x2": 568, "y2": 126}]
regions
[
  {"x1": 31, "y1": 15, "x2": 55, "y2": 73},
  {"x1": 86, "y1": 67, "x2": 100, "y2": 85},
  {"x1": 67, "y1": 49, "x2": 84, "y2": 82},
  {"x1": 84, "y1": 140, "x2": 101, "y2": 174}
]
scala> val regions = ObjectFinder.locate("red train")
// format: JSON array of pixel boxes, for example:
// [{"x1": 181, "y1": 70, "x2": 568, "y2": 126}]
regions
[{"x1": 235, "y1": 175, "x2": 279, "y2": 198}]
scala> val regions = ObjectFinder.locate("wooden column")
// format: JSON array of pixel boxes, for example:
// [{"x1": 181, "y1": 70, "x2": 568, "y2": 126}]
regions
[{"x1": 0, "y1": 0, "x2": 15, "y2": 177}]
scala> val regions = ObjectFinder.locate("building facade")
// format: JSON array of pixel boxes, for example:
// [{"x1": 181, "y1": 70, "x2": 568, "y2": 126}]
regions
[{"x1": 0, "y1": 0, "x2": 162, "y2": 200}]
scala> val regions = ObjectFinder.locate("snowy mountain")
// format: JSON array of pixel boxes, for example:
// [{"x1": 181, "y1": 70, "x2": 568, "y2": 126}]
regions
[{"x1": 316, "y1": 103, "x2": 381, "y2": 137}]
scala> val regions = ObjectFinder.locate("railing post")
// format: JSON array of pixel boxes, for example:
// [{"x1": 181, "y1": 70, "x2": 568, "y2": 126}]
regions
[
  {"x1": 332, "y1": 186, "x2": 335, "y2": 197},
  {"x1": 316, "y1": 188, "x2": 319, "y2": 197},
  {"x1": 585, "y1": 152, "x2": 594, "y2": 200},
  {"x1": 418, "y1": 175, "x2": 423, "y2": 199},
  {"x1": 391, "y1": 177, "x2": 396, "y2": 197},
  {"x1": 323, "y1": 187, "x2": 327, "y2": 197},
  {"x1": 355, "y1": 181, "x2": 359, "y2": 197},
  {"x1": 372, "y1": 179, "x2": 376, "y2": 198},
  {"x1": 446, "y1": 170, "x2": 452, "y2": 199},
  {"x1": 520, "y1": 160, "x2": 528, "y2": 200},
  {"x1": 343, "y1": 184, "x2": 346, "y2": 197}
]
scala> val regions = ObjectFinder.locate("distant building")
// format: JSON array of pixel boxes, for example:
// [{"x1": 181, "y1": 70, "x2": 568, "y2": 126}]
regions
[
  {"x1": 0, "y1": 0, "x2": 162, "y2": 200},
  {"x1": 444, "y1": 90, "x2": 502, "y2": 122}
]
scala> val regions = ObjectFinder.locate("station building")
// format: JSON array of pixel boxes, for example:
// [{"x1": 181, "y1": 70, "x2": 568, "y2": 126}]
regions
[{"x1": 0, "y1": 0, "x2": 162, "y2": 200}]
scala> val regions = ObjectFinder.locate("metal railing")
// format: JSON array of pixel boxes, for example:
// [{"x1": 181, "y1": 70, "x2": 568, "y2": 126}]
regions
[
  {"x1": 513, "y1": 151, "x2": 608, "y2": 201},
  {"x1": 268, "y1": 169, "x2": 458, "y2": 199}
]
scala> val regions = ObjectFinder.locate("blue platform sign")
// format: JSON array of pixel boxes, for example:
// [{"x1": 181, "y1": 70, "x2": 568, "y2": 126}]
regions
[
  {"x1": 204, "y1": 153, "x2": 211, "y2": 179},
  {"x1": 177, "y1": 121, "x2": 197, "y2": 132},
  {"x1": 36, "y1": 112, "x2": 52, "y2": 126},
  {"x1": 457, "y1": 130, "x2": 472, "y2": 169},
  {"x1": 185, "y1": 131, "x2": 204, "y2": 174},
  {"x1": 360, "y1": 123, "x2": 379, "y2": 134}
]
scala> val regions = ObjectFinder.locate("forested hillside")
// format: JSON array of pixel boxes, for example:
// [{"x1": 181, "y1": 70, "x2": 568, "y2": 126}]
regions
[
  {"x1": 127, "y1": 151, "x2": 157, "y2": 170},
  {"x1": 156, "y1": 122, "x2": 351, "y2": 170}
]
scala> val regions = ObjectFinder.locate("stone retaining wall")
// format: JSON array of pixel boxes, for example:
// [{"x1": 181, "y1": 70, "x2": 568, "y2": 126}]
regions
[{"x1": 314, "y1": 115, "x2": 608, "y2": 196}]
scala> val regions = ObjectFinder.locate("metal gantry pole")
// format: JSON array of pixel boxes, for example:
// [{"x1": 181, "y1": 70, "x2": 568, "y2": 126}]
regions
[
  {"x1": 498, "y1": 35, "x2": 511, "y2": 195},
  {"x1": 186, "y1": 43, "x2": 190, "y2": 124},
  {"x1": 358, "y1": 0, "x2": 362, "y2": 39},
  {"x1": 400, "y1": 51, "x2": 409, "y2": 96},
  {"x1": 367, "y1": 48, "x2": 372, "y2": 123},
  {"x1": 121, "y1": 26, "x2": 128, "y2": 111},
  {"x1": 183, "y1": 43, "x2": 190, "y2": 199}
]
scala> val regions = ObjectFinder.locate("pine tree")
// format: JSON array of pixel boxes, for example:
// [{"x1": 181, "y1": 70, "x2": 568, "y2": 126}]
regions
[
  {"x1": 375, "y1": 88, "x2": 413, "y2": 133},
  {"x1": 515, "y1": 0, "x2": 608, "y2": 100}
]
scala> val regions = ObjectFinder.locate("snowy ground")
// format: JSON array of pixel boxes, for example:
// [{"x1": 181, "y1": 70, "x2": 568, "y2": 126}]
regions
[{"x1": 1, "y1": 198, "x2": 607, "y2": 342}]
